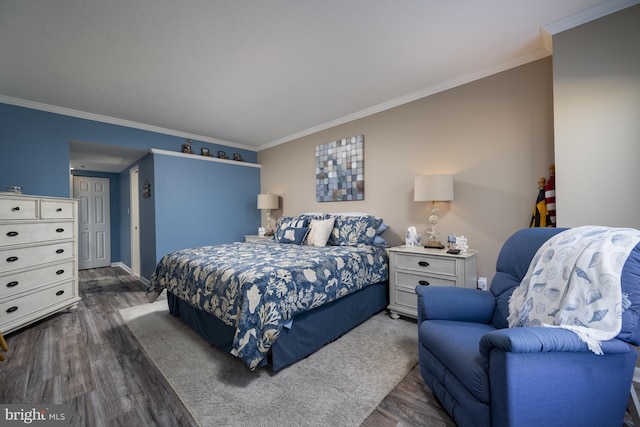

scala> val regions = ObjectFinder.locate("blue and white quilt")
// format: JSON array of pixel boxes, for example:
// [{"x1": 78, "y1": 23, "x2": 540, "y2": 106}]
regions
[{"x1": 148, "y1": 242, "x2": 388, "y2": 369}]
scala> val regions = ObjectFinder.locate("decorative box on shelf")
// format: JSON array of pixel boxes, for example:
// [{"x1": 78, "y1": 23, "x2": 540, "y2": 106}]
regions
[{"x1": 387, "y1": 245, "x2": 478, "y2": 319}]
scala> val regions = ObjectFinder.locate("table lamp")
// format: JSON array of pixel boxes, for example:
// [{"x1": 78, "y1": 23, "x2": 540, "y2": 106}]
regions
[
  {"x1": 414, "y1": 175, "x2": 454, "y2": 249},
  {"x1": 257, "y1": 193, "x2": 279, "y2": 236}
]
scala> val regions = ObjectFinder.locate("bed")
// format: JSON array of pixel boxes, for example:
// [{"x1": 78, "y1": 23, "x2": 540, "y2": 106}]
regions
[{"x1": 147, "y1": 214, "x2": 389, "y2": 370}]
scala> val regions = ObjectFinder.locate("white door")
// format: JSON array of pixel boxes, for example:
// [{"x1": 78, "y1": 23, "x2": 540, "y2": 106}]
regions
[
  {"x1": 73, "y1": 176, "x2": 111, "y2": 270},
  {"x1": 130, "y1": 166, "x2": 141, "y2": 276}
]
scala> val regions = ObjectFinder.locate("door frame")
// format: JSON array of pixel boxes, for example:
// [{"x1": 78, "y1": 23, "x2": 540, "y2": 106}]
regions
[{"x1": 130, "y1": 166, "x2": 141, "y2": 277}]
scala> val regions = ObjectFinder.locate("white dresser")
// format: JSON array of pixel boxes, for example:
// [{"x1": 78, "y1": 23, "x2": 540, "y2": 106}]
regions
[
  {"x1": 0, "y1": 193, "x2": 81, "y2": 334},
  {"x1": 387, "y1": 245, "x2": 478, "y2": 319}
]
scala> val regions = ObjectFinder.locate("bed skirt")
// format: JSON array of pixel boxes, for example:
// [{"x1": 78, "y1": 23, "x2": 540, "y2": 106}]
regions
[{"x1": 167, "y1": 281, "x2": 389, "y2": 370}]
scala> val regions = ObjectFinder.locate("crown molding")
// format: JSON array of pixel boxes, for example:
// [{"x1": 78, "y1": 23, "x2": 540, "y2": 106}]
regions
[
  {"x1": 0, "y1": 95, "x2": 257, "y2": 152},
  {"x1": 542, "y1": 0, "x2": 640, "y2": 37},
  {"x1": 257, "y1": 47, "x2": 551, "y2": 151}
]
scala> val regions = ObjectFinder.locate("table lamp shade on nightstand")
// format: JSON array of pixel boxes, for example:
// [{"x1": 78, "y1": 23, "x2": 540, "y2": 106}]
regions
[
  {"x1": 414, "y1": 175, "x2": 454, "y2": 249},
  {"x1": 257, "y1": 193, "x2": 279, "y2": 235}
]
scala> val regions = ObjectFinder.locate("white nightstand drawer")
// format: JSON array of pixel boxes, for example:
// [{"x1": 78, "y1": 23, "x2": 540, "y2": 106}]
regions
[
  {"x1": 0, "y1": 280, "x2": 75, "y2": 326},
  {"x1": 396, "y1": 271, "x2": 457, "y2": 289},
  {"x1": 0, "y1": 241, "x2": 74, "y2": 273},
  {"x1": 0, "y1": 261, "x2": 75, "y2": 299},
  {"x1": 0, "y1": 221, "x2": 75, "y2": 246},
  {"x1": 40, "y1": 200, "x2": 76, "y2": 219},
  {"x1": 0, "y1": 197, "x2": 38, "y2": 220},
  {"x1": 394, "y1": 253, "x2": 457, "y2": 276},
  {"x1": 394, "y1": 288, "x2": 418, "y2": 310}
]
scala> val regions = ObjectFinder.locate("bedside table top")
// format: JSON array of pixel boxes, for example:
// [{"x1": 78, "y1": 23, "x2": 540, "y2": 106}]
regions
[{"x1": 388, "y1": 245, "x2": 478, "y2": 258}]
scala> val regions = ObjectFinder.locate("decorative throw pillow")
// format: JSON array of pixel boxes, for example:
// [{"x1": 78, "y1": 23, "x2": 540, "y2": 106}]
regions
[
  {"x1": 306, "y1": 218, "x2": 335, "y2": 246},
  {"x1": 274, "y1": 216, "x2": 309, "y2": 241},
  {"x1": 275, "y1": 226, "x2": 310, "y2": 245},
  {"x1": 327, "y1": 215, "x2": 384, "y2": 246}
]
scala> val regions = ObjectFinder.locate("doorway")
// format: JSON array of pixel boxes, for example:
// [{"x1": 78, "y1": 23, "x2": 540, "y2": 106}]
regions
[
  {"x1": 73, "y1": 176, "x2": 111, "y2": 270},
  {"x1": 130, "y1": 166, "x2": 141, "y2": 277}
]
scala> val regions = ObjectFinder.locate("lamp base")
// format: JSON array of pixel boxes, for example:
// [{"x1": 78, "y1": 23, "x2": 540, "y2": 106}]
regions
[{"x1": 424, "y1": 241, "x2": 445, "y2": 249}]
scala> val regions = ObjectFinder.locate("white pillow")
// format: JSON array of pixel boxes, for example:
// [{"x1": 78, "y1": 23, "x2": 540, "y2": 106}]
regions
[{"x1": 306, "y1": 218, "x2": 335, "y2": 246}]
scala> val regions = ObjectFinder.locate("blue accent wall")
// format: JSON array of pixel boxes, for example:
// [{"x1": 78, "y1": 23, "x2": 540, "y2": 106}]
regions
[
  {"x1": 0, "y1": 103, "x2": 260, "y2": 277},
  {"x1": 150, "y1": 152, "x2": 261, "y2": 277}
]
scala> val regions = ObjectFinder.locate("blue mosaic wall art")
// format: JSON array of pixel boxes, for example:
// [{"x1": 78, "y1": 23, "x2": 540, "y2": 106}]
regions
[{"x1": 316, "y1": 135, "x2": 364, "y2": 202}]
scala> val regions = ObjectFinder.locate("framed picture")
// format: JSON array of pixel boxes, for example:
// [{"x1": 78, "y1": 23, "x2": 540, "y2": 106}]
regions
[
  {"x1": 181, "y1": 144, "x2": 193, "y2": 154},
  {"x1": 201, "y1": 148, "x2": 210, "y2": 156},
  {"x1": 233, "y1": 153, "x2": 243, "y2": 161},
  {"x1": 218, "y1": 150, "x2": 227, "y2": 159}
]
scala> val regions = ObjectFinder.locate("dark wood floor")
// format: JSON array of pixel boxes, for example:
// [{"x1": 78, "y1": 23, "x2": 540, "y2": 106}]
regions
[
  {"x1": 1, "y1": 267, "x2": 637, "y2": 426},
  {"x1": 0, "y1": 266, "x2": 453, "y2": 426}
]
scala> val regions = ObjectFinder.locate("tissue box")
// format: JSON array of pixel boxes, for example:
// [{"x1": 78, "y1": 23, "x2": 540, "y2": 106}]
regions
[{"x1": 405, "y1": 233, "x2": 421, "y2": 247}]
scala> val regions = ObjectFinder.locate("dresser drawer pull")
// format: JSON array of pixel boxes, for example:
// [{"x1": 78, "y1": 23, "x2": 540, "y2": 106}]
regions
[
  {"x1": 6, "y1": 281, "x2": 19, "y2": 288},
  {"x1": 56, "y1": 249, "x2": 64, "y2": 254},
  {"x1": 56, "y1": 290, "x2": 65, "y2": 296},
  {"x1": 56, "y1": 269, "x2": 64, "y2": 275},
  {"x1": 6, "y1": 256, "x2": 18, "y2": 262},
  {"x1": 56, "y1": 208, "x2": 63, "y2": 212},
  {"x1": 418, "y1": 261, "x2": 430, "y2": 267},
  {"x1": 418, "y1": 280, "x2": 430, "y2": 286},
  {"x1": 6, "y1": 231, "x2": 19, "y2": 237},
  {"x1": 56, "y1": 228, "x2": 64, "y2": 233},
  {"x1": 6, "y1": 306, "x2": 18, "y2": 313},
  {"x1": 12, "y1": 206, "x2": 20, "y2": 212}
]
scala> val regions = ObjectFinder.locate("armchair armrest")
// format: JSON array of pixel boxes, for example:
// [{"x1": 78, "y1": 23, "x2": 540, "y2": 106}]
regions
[
  {"x1": 415, "y1": 286, "x2": 495, "y2": 323},
  {"x1": 480, "y1": 327, "x2": 633, "y2": 358}
]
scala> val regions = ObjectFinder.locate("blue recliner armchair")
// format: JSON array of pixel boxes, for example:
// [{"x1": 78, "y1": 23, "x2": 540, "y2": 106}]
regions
[{"x1": 417, "y1": 227, "x2": 640, "y2": 427}]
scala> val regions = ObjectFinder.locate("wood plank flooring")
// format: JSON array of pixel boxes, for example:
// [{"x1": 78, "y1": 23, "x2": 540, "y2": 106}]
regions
[{"x1": 1, "y1": 266, "x2": 637, "y2": 426}]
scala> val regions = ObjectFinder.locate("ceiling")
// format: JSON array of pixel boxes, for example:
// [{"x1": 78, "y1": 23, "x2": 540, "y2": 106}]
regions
[{"x1": 0, "y1": 0, "x2": 632, "y2": 159}]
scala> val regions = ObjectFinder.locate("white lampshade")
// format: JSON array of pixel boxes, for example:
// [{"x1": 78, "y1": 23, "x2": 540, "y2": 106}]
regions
[
  {"x1": 257, "y1": 193, "x2": 279, "y2": 210},
  {"x1": 414, "y1": 175, "x2": 454, "y2": 202}
]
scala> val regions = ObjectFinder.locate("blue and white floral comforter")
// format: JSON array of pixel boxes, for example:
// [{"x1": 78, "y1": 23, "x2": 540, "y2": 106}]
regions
[{"x1": 148, "y1": 241, "x2": 388, "y2": 369}]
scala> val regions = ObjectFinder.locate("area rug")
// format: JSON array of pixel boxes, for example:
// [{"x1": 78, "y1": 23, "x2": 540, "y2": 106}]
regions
[{"x1": 119, "y1": 296, "x2": 418, "y2": 427}]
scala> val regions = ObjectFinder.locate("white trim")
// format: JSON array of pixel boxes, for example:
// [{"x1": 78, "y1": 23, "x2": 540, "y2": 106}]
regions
[
  {"x1": 150, "y1": 148, "x2": 262, "y2": 169},
  {"x1": 542, "y1": 0, "x2": 640, "y2": 36},
  {"x1": 258, "y1": 48, "x2": 551, "y2": 150},
  {"x1": 0, "y1": 94, "x2": 257, "y2": 152},
  {"x1": 111, "y1": 262, "x2": 132, "y2": 273}
]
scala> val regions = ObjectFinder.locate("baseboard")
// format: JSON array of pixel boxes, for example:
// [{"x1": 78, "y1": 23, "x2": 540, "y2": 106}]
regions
[{"x1": 110, "y1": 262, "x2": 150, "y2": 286}]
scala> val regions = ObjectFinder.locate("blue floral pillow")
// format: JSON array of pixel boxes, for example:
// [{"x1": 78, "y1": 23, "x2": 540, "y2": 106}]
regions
[
  {"x1": 275, "y1": 226, "x2": 310, "y2": 245},
  {"x1": 327, "y1": 215, "x2": 384, "y2": 246},
  {"x1": 274, "y1": 214, "x2": 322, "y2": 241}
]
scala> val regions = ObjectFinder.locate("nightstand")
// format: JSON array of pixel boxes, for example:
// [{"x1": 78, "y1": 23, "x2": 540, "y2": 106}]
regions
[
  {"x1": 387, "y1": 245, "x2": 478, "y2": 319},
  {"x1": 244, "y1": 235, "x2": 272, "y2": 243}
]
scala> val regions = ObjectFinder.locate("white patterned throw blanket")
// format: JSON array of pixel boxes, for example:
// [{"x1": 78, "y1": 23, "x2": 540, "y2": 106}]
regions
[{"x1": 508, "y1": 226, "x2": 640, "y2": 354}]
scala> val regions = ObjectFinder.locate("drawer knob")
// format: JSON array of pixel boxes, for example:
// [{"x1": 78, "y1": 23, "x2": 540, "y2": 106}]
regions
[
  {"x1": 56, "y1": 228, "x2": 64, "y2": 233},
  {"x1": 6, "y1": 281, "x2": 18, "y2": 288},
  {"x1": 6, "y1": 231, "x2": 18, "y2": 237},
  {"x1": 12, "y1": 206, "x2": 20, "y2": 211},
  {"x1": 56, "y1": 249, "x2": 64, "y2": 254},
  {"x1": 6, "y1": 306, "x2": 18, "y2": 313},
  {"x1": 56, "y1": 269, "x2": 64, "y2": 275},
  {"x1": 418, "y1": 280, "x2": 430, "y2": 286},
  {"x1": 56, "y1": 208, "x2": 62, "y2": 212},
  {"x1": 6, "y1": 256, "x2": 18, "y2": 262},
  {"x1": 418, "y1": 261, "x2": 430, "y2": 267},
  {"x1": 55, "y1": 290, "x2": 65, "y2": 296}
]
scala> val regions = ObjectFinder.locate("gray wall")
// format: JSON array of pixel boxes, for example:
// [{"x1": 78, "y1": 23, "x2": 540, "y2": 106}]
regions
[{"x1": 553, "y1": 4, "x2": 640, "y2": 229}]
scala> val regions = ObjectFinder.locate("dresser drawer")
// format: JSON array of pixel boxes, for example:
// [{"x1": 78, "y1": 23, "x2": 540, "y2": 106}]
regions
[
  {"x1": 0, "y1": 221, "x2": 74, "y2": 246},
  {"x1": 394, "y1": 287, "x2": 418, "y2": 310},
  {"x1": 394, "y1": 253, "x2": 457, "y2": 276},
  {"x1": 41, "y1": 200, "x2": 76, "y2": 219},
  {"x1": 0, "y1": 241, "x2": 74, "y2": 273},
  {"x1": 0, "y1": 280, "x2": 75, "y2": 326},
  {"x1": 0, "y1": 197, "x2": 38, "y2": 220},
  {"x1": 395, "y1": 271, "x2": 457, "y2": 290},
  {"x1": 0, "y1": 261, "x2": 75, "y2": 299}
]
